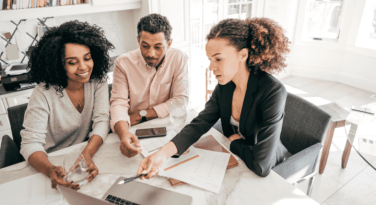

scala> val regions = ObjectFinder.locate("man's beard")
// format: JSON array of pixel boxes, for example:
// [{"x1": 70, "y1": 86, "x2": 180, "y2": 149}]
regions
[{"x1": 145, "y1": 57, "x2": 159, "y2": 67}]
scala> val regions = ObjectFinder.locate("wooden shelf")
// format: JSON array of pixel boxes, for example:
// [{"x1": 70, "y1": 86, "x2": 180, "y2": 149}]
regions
[{"x1": 0, "y1": 0, "x2": 141, "y2": 21}]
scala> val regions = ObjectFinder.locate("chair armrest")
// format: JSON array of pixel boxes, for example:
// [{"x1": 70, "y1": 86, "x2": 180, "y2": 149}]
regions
[{"x1": 272, "y1": 142, "x2": 322, "y2": 184}]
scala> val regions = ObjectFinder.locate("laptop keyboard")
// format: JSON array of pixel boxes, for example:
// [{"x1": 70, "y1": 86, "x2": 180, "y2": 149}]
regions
[{"x1": 105, "y1": 195, "x2": 140, "y2": 205}]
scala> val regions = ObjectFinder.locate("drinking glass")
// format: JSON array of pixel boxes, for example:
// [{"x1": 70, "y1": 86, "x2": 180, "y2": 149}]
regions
[
  {"x1": 170, "y1": 99, "x2": 187, "y2": 126},
  {"x1": 63, "y1": 154, "x2": 89, "y2": 186}
]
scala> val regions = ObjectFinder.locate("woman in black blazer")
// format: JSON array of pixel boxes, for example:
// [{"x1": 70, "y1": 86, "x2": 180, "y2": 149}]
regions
[{"x1": 137, "y1": 18, "x2": 291, "y2": 178}]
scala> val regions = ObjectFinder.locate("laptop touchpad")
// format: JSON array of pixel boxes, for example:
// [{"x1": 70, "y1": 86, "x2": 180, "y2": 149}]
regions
[{"x1": 127, "y1": 183, "x2": 171, "y2": 205}]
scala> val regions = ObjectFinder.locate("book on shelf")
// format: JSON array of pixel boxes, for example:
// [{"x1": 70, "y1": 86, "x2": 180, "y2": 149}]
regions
[
  {"x1": 0, "y1": 0, "x2": 89, "y2": 10},
  {"x1": 25, "y1": 0, "x2": 29, "y2": 9}
]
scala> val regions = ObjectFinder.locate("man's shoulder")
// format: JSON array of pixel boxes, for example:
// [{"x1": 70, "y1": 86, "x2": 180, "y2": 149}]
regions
[
  {"x1": 115, "y1": 49, "x2": 140, "y2": 64},
  {"x1": 167, "y1": 48, "x2": 188, "y2": 62}
]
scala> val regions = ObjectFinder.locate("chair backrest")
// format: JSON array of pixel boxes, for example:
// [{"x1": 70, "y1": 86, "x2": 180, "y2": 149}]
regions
[
  {"x1": 0, "y1": 135, "x2": 24, "y2": 168},
  {"x1": 108, "y1": 83, "x2": 112, "y2": 100},
  {"x1": 7, "y1": 103, "x2": 28, "y2": 150},
  {"x1": 281, "y1": 93, "x2": 331, "y2": 155}
]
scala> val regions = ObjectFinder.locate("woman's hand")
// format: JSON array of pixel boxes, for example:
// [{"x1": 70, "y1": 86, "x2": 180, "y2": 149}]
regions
[
  {"x1": 81, "y1": 153, "x2": 99, "y2": 182},
  {"x1": 47, "y1": 165, "x2": 80, "y2": 190},
  {"x1": 137, "y1": 151, "x2": 168, "y2": 179},
  {"x1": 229, "y1": 134, "x2": 242, "y2": 142},
  {"x1": 84, "y1": 156, "x2": 99, "y2": 182},
  {"x1": 137, "y1": 141, "x2": 178, "y2": 180}
]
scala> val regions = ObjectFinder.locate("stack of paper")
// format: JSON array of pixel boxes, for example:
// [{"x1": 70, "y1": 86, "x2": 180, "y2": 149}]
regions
[
  {"x1": 159, "y1": 147, "x2": 230, "y2": 194},
  {"x1": 138, "y1": 130, "x2": 230, "y2": 193},
  {"x1": 138, "y1": 130, "x2": 177, "y2": 157}
]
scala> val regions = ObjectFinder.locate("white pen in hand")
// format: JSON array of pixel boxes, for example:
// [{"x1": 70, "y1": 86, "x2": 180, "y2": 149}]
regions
[{"x1": 118, "y1": 174, "x2": 147, "y2": 184}]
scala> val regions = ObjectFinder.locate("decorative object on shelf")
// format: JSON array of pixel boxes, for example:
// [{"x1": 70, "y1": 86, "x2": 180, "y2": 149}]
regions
[
  {"x1": 5, "y1": 44, "x2": 18, "y2": 60},
  {"x1": 0, "y1": 17, "x2": 53, "y2": 68},
  {"x1": 0, "y1": 19, "x2": 26, "y2": 67}
]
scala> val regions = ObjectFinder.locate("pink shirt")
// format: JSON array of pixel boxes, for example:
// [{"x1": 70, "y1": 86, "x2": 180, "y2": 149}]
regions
[{"x1": 110, "y1": 48, "x2": 189, "y2": 131}]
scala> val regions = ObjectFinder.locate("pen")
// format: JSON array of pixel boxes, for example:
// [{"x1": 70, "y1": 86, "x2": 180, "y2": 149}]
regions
[{"x1": 118, "y1": 174, "x2": 147, "y2": 184}]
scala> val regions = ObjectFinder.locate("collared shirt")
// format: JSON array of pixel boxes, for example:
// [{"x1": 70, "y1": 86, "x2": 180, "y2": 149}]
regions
[{"x1": 110, "y1": 48, "x2": 189, "y2": 131}]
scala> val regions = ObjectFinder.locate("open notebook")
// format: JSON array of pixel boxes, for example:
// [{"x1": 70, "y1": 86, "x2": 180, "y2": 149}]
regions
[{"x1": 168, "y1": 134, "x2": 239, "y2": 186}]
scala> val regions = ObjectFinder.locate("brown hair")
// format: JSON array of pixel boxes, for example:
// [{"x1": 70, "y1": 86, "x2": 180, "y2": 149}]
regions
[{"x1": 206, "y1": 18, "x2": 290, "y2": 74}]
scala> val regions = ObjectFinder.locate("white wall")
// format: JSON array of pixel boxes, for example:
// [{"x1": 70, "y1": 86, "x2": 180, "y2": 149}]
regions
[
  {"x1": 260, "y1": 0, "x2": 376, "y2": 93},
  {"x1": 289, "y1": 0, "x2": 376, "y2": 93},
  {"x1": 0, "y1": 9, "x2": 140, "y2": 68},
  {"x1": 262, "y1": 0, "x2": 299, "y2": 80}
]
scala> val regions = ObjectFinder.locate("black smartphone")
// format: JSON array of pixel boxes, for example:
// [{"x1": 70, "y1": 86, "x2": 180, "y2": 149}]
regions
[
  {"x1": 351, "y1": 105, "x2": 375, "y2": 115},
  {"x1": 135, "y1": 127, "x2": 167, "y2": 139}
]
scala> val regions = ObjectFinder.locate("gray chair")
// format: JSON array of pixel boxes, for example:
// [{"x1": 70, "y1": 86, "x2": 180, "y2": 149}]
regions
[
  {"x1": 0, "y1": 135, "x2": 24, "y2": 168},
  {"x1": 108, "y1": 83, "x2": 112, "y2": 100},
  {"x1": 213, "y1": 93, "x2": 331, "y2": 197},
  {"x1": 272, "y1": 93, "x2": 331, "y2": 196},
  {"x1": 7, "y1": 103, "x2": 28, "y2": 150}
]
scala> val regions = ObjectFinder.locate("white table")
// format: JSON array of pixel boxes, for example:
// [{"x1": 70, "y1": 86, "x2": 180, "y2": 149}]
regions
[{"x1": 0, "y1": 113, "x2": 319, "y2": 205}]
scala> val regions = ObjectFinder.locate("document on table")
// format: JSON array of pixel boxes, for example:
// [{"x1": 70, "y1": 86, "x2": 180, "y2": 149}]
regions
[
  {"x1": 0, "y1": 173, "x2": 63, "y2": 205},
  {"x1": 159, "y1": 147, "x2": 231, "y2": 194},
  {"x1": 139, "y1": 130, "x2": 177, "y2": 157}
]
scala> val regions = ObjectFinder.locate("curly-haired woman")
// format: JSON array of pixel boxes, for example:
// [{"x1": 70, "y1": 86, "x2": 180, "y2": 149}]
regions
[
  {"x1": 20, "y1": 20, "x2": 114, "y2": 190},
  {"x1": 137, "y1": 18, "x2": 291, "y2": 178}
]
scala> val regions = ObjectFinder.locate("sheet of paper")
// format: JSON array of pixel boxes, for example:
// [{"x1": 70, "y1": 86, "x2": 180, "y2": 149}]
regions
[
  {"x1": 159, "y1": 148, "x2": 230, "y2": 194},
  {"x1": 6, "y1": 44, "x2": 19, "y2": 60},
  {"x1": 0, "y1": 173, "x2": 63, "y2": 205},
  {"x1": 161, "y1": 146, "x2": 200, "y2": 171},
  {"x1": 139, "y1": 130, "x2": 177, "y2": 157}
]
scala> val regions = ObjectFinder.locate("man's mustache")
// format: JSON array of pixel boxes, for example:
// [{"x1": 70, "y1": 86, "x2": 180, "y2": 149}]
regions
[{"x1": 146, "y1": 57, "x2": 158, "y2": 61}]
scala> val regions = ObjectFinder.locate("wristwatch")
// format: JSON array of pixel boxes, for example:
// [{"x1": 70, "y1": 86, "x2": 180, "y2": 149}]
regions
[{"x1": 140, "y1": 110, "x2": 147, "y2": 122}]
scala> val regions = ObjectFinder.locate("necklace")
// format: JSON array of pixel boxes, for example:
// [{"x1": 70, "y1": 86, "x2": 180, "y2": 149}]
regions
[{"x1": 66, "y1": 86, "x2": 84, "y2": 111}]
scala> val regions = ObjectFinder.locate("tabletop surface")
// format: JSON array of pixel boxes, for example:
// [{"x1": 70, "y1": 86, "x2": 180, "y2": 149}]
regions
[
  {"x1": 319, "y1": 102, "x2": 350, "y2": 122},
  {"x1": 0, "y1": 112, "x2": 319, "y2": 205},
  {"x1": 345, "y1": 102, "x2": 376, "y2": 168}
]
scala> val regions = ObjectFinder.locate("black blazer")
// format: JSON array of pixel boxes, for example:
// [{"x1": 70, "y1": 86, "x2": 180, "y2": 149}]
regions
[{"x1": 171, "y1": 71, "x2": 288, "y2": 177}]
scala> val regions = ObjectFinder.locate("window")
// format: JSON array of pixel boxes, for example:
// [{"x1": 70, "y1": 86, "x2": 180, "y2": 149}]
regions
[
  {"x1": 189, "y1": 0, "x2": 221, "y2": 106},
  {"x1": 190, "y1": 0, "x2": 220, "y2": 74},
  {"x1": 355, "y1": 0, "x2": 376, "y2": 50},
  {"x1": 226, "y1": 0, "x2": 253, "y2": 20},
  {"x1": 302, "y1": 0, "x2": 344, "y2": 41}
]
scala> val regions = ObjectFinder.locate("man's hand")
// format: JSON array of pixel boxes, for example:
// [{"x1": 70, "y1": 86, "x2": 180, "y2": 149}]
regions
[
  {"x1": 229, "y1": 134, "x2": 242, "y2": 142},
  {"x1": 119, "y1": 131, "x2": 142, "y2": 157},
  {"x1": 129, "y1": 112, "x2": 142, "y2": 126}
]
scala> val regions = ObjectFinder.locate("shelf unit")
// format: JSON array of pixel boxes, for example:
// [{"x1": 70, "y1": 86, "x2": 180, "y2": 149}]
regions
[{"x1": 0, "y1": 0, "x2": 141, "y2": 21}]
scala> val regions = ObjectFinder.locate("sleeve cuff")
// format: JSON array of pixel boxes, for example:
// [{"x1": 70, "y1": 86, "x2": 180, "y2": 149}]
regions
[
  {"x1": 110, "y1": 117, "x2": 130, "y2": 133},
  {"x1": 20, "y1": 143, "x2": 47, "y2": 163},
  {"x1": 153, "y1": 103, "x2": 169, "y2": 118},
  {"x1": 90, "y1": 122, "x2": 110, "y2": 142},
  {"x1": 230, "y1": 139, "x2": 245, "y2": 158}
]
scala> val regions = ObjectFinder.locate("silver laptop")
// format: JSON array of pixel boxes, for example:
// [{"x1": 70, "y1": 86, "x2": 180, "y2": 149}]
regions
[{"x1": 57, "y1": 176, "x2": 192, "y2": 205}]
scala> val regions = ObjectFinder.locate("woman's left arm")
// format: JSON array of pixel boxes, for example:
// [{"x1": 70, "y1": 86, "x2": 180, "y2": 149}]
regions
[
  {"x1": 90, "y1": 80, "x2": 111, "y2": 142},
  {"x1": 81, "y1": 81, "x2": 110, "y2": 181},
  {"x1": 230, "y1": 84, "x2": 287, "y2": 177}
]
